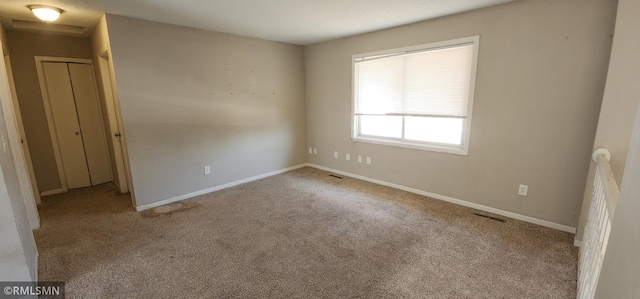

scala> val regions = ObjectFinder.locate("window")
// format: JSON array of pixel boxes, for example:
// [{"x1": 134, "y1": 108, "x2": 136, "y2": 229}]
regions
[{"x1": 352, "y1": 36, "x2": 479, "y2": 155}]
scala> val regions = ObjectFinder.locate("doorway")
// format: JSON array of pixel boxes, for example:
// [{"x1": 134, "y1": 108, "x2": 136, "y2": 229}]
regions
[
  {"x1": 35, "y1": 57, "x2": 111, "y2": 190},
  {"x1": 1, "y1": 48, "x2": 40, "y2": 229},
  {"x1": 97, "y1": 50, "x2": 129, "y2": 193}
]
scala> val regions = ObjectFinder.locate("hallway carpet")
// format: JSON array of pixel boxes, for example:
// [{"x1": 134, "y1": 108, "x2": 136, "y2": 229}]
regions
[{"x1": 35, "y1": 167, "x2": 577, "y2": 298}]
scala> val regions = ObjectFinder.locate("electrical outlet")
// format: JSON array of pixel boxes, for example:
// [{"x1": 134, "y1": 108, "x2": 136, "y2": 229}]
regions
[
  {"x1": 346, "y1": 153, "x2": 350, "y2": 161},
  {"x1": 518, "y1": 184, "x2": 528, "y2": 196},
  {"x1": 334, "y1": 151, "x2": 338, "y2": 159},
  {"x1": 204, "y1": 165, "x2": 211, "y2": 175},
  {"x1": 366, "y1": 157, "x2": 371, "y2": 165},
  {"x1": 357, "y1": 155, "x2": 362, "y2": 163},
  {"x1": 308, "y1": 147, "x2": 312, "y2": 154},
  {"x1": 313, "y1": 148, "x2": 317, "y2": 155}
]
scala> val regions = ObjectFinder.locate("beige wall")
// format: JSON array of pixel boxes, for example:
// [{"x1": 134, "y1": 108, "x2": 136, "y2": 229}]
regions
[
  {"x1": 575, "y1": 0, "x2": 640, "y2": 242},
  {"x1": 90, "y1": 15, "x2": 120, "y2": 188},
  {"x1": 105, "y1": 15, "x2": 307, "y2": 207},
  {"x1": 304, "y1": 0, "x2": 615, "y2": 228},
  {"x1": 592, "y1": 0, "x2": 640, "y2": 296},
  {"x1": 0, "y1": 22, "x2": 37, "y2": 281},
  {"x1": 589, "y1": 0, "x2": 640, "y2": 182},
  {"x1": 6, "y1": 31, "x2": 94, "y2": 193}
]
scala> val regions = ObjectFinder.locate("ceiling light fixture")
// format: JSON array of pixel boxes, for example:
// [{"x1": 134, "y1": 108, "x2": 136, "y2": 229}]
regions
[{"x1": 29, "y1": 5, "x2": 62, "y2": 22}]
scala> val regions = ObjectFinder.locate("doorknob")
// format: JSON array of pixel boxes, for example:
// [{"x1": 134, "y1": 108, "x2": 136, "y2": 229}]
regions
[
  {"x1": 75, "y1": 132, "x2": 80, "y2": 135},
  {"x1": 114, "y1": 132, "x2": 121, "y2": 137}
]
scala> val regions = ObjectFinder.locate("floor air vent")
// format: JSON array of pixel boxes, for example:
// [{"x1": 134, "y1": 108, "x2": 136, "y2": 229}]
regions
[
  {"x1": 473, "y1": 213, "x2": 506, "y2": 223},
  {"x1": 329, "y1": 174, "x2": 343, "y2": 179}
]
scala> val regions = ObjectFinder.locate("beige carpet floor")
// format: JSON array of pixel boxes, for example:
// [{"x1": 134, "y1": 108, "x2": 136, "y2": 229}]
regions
[{"x1": 35, "y1": 167, "x2": 578, "y2": 298}]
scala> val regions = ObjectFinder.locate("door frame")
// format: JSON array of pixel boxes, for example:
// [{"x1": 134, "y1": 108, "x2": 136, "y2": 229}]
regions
[
  {"x1": 97, "y1": 49, "x2": 130, "y2": 193},
  {"x1": 4, "y1": 55, "x2": 40, "y2": 204},
  {"x1": 1, "y1": 48, "x2": 40, "y2": 229},
  {"x1": 35, "y1": 56, "x2": 109, "y2": 193}
]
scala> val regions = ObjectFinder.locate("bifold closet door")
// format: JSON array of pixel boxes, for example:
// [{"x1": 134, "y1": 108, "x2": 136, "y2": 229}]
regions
[
  {"x1": 68, "y1": 63, "x2": 111, "y2": 185},
  {"x1": 42, "y1": 62, "x2": 111, "y2": 189},
  {"x1": 43, "y1": 62, "x2": 91, "y2": 189}
]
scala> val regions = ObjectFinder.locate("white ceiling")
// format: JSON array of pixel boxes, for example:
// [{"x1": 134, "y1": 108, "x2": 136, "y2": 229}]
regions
[{"x1": 0, "y1": 0, "x2": 515, "y2": 45}]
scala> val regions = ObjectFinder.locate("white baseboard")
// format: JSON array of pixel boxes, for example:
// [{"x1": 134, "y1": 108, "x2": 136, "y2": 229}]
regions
[
  {"x1": 34, "y1": 250, "x2": 38, "y2": 282},
  {"x1": 307, "y1": 163, "x2": 577, "y2": 234},
  {"x1": 40, "y1": 188, "x2": 64, "y2": 197},
  {"x1": 574, "y1": 239, "x2": 582, "y2": 247},
  {"x1": 113, "y1": 179, "x2": 121, "y2": 191},
  {"x1": 135, "y1": 164, "x2": 308, "y2": 211},
  {"x1": 134, "y1": 162, "x2": 577, "y2": 234}
]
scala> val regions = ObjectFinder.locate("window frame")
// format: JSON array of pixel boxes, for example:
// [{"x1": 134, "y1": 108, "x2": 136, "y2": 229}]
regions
[{"x1": 351, "y1": 35, "x2": 480, "y2": 155}]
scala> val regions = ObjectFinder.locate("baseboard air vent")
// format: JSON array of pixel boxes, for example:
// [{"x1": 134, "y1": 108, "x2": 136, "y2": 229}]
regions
[{"x1": 473, "y1": 213, "x2": 506, "y2": 223}]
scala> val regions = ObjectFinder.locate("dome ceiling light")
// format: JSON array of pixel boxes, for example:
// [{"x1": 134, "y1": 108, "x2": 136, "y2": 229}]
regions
[{"x1": 29, "y1": 5, "x2": 63, "y2": 22}]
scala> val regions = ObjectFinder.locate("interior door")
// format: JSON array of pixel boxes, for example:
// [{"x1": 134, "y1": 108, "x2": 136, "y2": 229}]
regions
[
  {"x1": 42, "y1": 62, "x2": 91, "y2": 189},
  {"x1": 98, "y1": 54, "x2": 128, "y2": 192}
]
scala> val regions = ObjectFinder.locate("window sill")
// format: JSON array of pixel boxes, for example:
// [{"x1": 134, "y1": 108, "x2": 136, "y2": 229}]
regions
[{"x1": 351, "y1": 136, "x2": 468, "y2": 155}]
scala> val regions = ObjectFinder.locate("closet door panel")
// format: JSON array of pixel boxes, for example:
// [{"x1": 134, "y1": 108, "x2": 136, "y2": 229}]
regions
[
  {"x1": 68, "y1": 63, "x2": 112, "y2": 185},
  {"x1": 42, "y1": 62, "x2": 91, "y2": 189}
]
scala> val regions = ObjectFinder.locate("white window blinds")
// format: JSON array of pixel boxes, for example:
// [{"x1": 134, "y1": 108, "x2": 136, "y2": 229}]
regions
[{"x1": 354, "y1": 44, "x2": 474, "y2": 117}]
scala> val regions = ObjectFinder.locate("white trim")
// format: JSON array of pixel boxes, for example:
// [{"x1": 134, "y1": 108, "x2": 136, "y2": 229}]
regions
[
  {"x1": 103, "y1": 49, "x2": 135, "y2": 202},
  {"x1": 351, "y1": 35, "x2": 480, "y2": 156},
  {"x1": 35, "y1": 56, "x2": 95, "y2": 192},
  {"x1": 33, "y1": 250, "x2": 38, "y2": 282},
  {"x1": 6, "y1": 56, "x2": 41, "y2": 205},
  {"x1": 135, "y1": 164, "x2": 308, "y2": 211},
  {"x1": 40, "y1": 188, "x2": 65, "y2": 197},
  {"x1": 35, "y1": 57, "x2": 68, "y2": 192},
  {"x1": 97, "y1": 50, "x2": 130, "y2": 194},
  {"x1": 35, "y1": 56, "x2": 92, "y2": 64},
  {"x1": 306, "y1": 163, "x2": 577, "y2": 234},
  {"x1": 354, "y1": 37, "x2": 478, "y2": 60},
  {"x1": 574, "y1": 239, "x2": 582, "y2": 247},
  {"x1": 0, "y1": 49, "x2": 40, "y2": 229}
]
